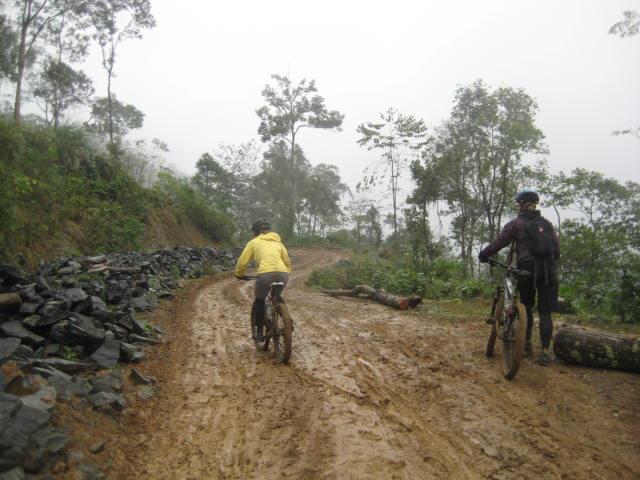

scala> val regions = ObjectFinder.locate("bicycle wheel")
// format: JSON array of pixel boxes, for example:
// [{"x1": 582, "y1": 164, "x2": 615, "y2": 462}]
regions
[
  {"x1": 502, "y1": 302, "x2": 528, "y2": 380},
  {"x1": 272, "y1": 303, "x2": 293, "y2": 364},
  {"x1": 485, "y1": 294, "x2": 503, "y2": 357}
]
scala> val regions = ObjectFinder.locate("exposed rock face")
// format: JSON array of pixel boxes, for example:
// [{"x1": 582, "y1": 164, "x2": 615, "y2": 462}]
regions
[{"x1": 0, "y1": 246, "x2": 235, "y2": 476}]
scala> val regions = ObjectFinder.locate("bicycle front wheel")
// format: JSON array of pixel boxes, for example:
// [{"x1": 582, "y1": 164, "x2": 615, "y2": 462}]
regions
[
  {"x1": 272, "y1": 303, "x2": 293, "y2": 364},
  {"x1": 502, "y1": 303, "x2": 527, "y2": 380}
]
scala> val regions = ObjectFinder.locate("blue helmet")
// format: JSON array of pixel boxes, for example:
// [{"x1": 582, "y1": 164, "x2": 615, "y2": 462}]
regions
[{"x1": 516, "y1": 189, "x2": 539, "y2": 204}]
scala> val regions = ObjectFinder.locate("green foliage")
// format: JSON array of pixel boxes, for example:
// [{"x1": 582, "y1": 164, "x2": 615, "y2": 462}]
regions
[
  {"x1": 308, "y1": 254, "x2": 491, "y2": 300},
  {"x1": 153, "y1": 170, "x2": 235, "y2": 243},
  {"x1": 0, "y1": 118, "x2": 231, "y2": 263}
]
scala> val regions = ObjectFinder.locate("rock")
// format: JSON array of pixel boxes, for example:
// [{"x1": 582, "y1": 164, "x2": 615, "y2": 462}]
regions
[
  {"x1": 17, "y1": 284, "x2": 36, "y2": 301},
  {"x1": 12, "y1": 344, "x2": 33, "y2": 360},
  {"x1": 34, "y1": 276, "x2": 51, "y2": 293},
  {"x1": 130, "y1": 318, "x2": 148, "y2": 336},
  {"x1": 74, "y1": 297, "x2": 108, "y2": 316},
  {"x1": 20, "y1": 315, "x2": 40, "y2": 329},
  {"x1": 103, "y1": 323, "x2": 128, "y2": 341},
  {"x1": 49, "y1": 315, "x2": 105, "y2": 348},
  {"x1": 0, "y1": 322, "x2": 44, "y2": 348},
  {"x1": 38, "y1": 301, "x2": 68, "y2": 328},
  {"x1": 31, "y1": 359, "x2": 91, "y2": 374},
  {"x1": 129, "y1": 368, "x2": 155, "y2": 385},
  {"x1": 43, "y1": 344, "x2": 63, "y2": 358},
  {"x1": 21, "y1": 387, "x2": 56, "y2": 412},
  {"x1": 91, "y1": 371, "x2": 122, "y2": 394},
  {"x1": 75, "y1": 463, "x2": 105, "y2": 480},
  {"x1": 0, "y1": 264, "x2": 28, "y2": 286},
  {"x1": 22, "y1": 427, "x2": 68, "y2": 473},
  {"x1": 128, "y1": 334, "x2": 159, "y2": 345},
  {"x1": 90, "y1": 340, "x2": 120, "y2": 370},
  {"x1": 0, "y1": 338, "x2": 21, "y2": 363},
  {"x1": 65, "y1": 288, "x2": 88, "y2": 307},
  {"x1": 120, "y1": 343, "x2": 144, "y2": 363},
  {"x1": 88, "y1": 392, "x2": 125, "y2": 411},
  {"x1": 0, "y1": 467, "x2": 25, "y2": 480},
  {"x1": 18, "y1": 302, "x2": 39, "y2": 316},
  {"x1": 137, "y1": 385, "x2": 154, "y2": 400},
  {"x1": 129, "y1": 296, "x2": 151, "y2": 312},
  {"x1": 89, "y1": 440, "x2": 106, "y2": 454},
  {"x1": 33, "y1": 368, "x2": 90, "y2": 399},
  {"x1": 0, "y1": 394, "x2": 51, "y2": 471}
]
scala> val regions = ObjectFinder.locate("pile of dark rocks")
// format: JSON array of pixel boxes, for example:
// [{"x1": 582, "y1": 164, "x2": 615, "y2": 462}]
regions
[{"x1": 0, "y1": 246, "x2": 233, "y2": 479}]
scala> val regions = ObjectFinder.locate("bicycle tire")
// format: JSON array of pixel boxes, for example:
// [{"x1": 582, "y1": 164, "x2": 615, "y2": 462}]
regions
[
  {"x1": 502, "y1": 302, "x2": 528, "y2": 380},
  {"x1": 272, "y1": 303, "x2": 293, "y2": 364},
  {"x1": 485, "y1": 295, "x2": 503, "y2": 357}
]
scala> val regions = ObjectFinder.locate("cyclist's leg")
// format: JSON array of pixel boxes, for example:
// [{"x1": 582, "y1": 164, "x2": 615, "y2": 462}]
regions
[{"x1": 254, "y1": 275, "x2": 272, "y2": 339}]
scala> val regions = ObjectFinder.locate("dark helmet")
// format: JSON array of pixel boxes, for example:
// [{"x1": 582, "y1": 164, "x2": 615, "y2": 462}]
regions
[
  {"x1": 251, "y1": 218, "x2": 271, "y2": 234},
  {"x1": 516, "y1": 189, "x2": 540, "y2": 204}
]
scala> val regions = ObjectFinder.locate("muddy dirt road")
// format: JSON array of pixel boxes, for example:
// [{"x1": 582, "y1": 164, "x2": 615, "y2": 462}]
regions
[{"x1": 120, "y1": 248, "x2": 639, "y2": 479}]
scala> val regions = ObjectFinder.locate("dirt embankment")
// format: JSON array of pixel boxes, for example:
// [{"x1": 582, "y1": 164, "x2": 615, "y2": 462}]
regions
[{"x1": 74, "y1": 248, "x2": 640, "y2": 479}]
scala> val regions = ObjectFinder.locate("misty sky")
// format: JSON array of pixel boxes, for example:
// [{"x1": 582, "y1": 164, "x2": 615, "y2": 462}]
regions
[{"x1": 80, "y1": 0, "x2": 639, "y2": 202}]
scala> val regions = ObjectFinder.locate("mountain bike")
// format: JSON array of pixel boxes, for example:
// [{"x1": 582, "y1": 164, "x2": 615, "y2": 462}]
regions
[
  {"x1": 238, "y1": 275, "x2": 293, "y2": 364},
  {"x1": 484, "y1": 258, "x2": 530, "y2": 380}
]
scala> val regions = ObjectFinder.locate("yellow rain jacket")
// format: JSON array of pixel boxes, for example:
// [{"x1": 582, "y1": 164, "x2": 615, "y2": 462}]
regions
[{"x1": 235, "y1": 232, "x2": 292, "y2": 276}]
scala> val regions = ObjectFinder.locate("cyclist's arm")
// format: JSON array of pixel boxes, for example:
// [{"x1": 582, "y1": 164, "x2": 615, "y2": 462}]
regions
[
  {"x1": 235, "y1": 241, "x2": 254, "y2": 277},
  {"x1": 480, "y1": 220, "x2": 516, "y2": 259},
  {"x1": 281, "y1": 245, "x2": 292, "y2": 273}
]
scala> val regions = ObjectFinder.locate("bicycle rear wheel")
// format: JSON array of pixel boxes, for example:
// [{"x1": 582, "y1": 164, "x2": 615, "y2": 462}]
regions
[
  {"x1": 485, "y1": 294, "x2": 503, "y2": 357},
  {"x1": 502, "y1": 302, "x2": 527, "y2": 380},
  {"x1": 272, "y1": 303, "x2": 293, "y2": 364}
]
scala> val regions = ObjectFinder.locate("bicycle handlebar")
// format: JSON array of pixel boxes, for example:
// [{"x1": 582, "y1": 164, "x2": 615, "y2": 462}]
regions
[
  {"x1": 487, "y1": 258, "x2": 531, "y2": 278},
  {"x1": 237, "y1": 275, "x2": 257, "y2": 281}
]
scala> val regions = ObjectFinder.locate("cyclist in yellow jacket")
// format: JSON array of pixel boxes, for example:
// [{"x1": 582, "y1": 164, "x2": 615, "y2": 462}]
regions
[{"x1": 235, "y1": 219, "x2": 291, "y2": 340}]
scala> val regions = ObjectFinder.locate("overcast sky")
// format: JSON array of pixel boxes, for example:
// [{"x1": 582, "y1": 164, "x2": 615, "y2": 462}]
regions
[{"x1": 81, "y1": 0, "x2": 638, "y2": 200}]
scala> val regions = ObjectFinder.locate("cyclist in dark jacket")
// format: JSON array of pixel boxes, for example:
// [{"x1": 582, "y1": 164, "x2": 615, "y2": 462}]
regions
[{"x1": 479, "y1": 190, "x2": 560, "y2": 365}]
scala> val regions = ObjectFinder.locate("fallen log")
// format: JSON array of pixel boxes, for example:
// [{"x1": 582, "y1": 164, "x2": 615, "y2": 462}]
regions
[
  {"x1": 321, "y1": 284, "x2": 422, "y2": 310},
  {"x1": 0, "y1": 293, "x2": 22, "y2": 312},
  {"x1": 553, "y1": 325, "x2": 640, "y2": 373}
]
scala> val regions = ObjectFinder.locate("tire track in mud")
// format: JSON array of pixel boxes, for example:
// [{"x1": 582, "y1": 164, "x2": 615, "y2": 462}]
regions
[{"x1": 132, "y1": 248, "x2": 640, "y2": 480}]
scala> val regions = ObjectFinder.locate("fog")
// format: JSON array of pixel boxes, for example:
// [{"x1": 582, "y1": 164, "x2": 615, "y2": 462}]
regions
[{"x1": 81, "y1": 0, "x2": 639, "y2": 194}]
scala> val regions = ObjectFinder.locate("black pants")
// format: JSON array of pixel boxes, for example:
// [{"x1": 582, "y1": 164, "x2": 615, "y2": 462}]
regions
[{"x1": 518, "y1": 260, "x2": 558, "y2": 349}]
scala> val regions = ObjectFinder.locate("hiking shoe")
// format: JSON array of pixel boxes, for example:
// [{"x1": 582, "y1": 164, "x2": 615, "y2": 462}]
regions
[
  {"x1": 537, "y1": 351, "x2": 551, "y2": 366},
  {"x1": 524, "y1": 342, "x2": 533, "y2": 357}
]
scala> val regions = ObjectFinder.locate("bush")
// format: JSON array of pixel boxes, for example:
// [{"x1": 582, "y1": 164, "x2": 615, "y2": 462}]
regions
[{"x1": 307, "y1": 253, "x2": 490, "y2": 300}]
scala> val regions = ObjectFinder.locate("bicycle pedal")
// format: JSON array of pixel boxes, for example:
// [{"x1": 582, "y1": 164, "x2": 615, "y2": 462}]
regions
[{"x1": 485, "y1": 317, "x2": 495, "y2": 325}]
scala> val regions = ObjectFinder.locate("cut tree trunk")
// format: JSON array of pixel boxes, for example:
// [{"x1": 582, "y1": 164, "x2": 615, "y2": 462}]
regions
[
  {"x1": 0, "y1": 293, "x2": 22, "y2": 312},
  {"x1": 321, "y1": 285, "x2": 422, "y2": 310},
  {"x1": 553, "y1": 325, "x2": 640, "y2": 373}
]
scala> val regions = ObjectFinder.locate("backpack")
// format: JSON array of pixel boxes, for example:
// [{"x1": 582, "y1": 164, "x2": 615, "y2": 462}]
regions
[{"x1": 524, "y1": 216, "x2": 555, "y2": 259}]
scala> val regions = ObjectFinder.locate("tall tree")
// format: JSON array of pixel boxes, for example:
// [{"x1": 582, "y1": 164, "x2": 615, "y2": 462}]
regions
[
  {"x1": 11, "y1": 0, "x2": 87, "y2": 124},
  {"x1": 609, "y1": 10, "x2": 639, "y2": 141},
  {"x1": 33, "y1": 58, "x2": 93, "y2": 124},
  {"x1": 89, "y1": 0, "x2": 155, "y2": 145},
  {"x1": 0, "y1": 14, "x2": 18, "y2": 93},
  {"x1": 256, "y1": 74, "x2": 344, "y2": 238},
  {"x1": 357, "y1": 108, "x2": 428, "y2": 239},
  {"x1": 609, "y1": 10, "x2": 639, "y2": 38},
  {"x1": 88, "y1": 95, "x2": 144, "y2": 145}
]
